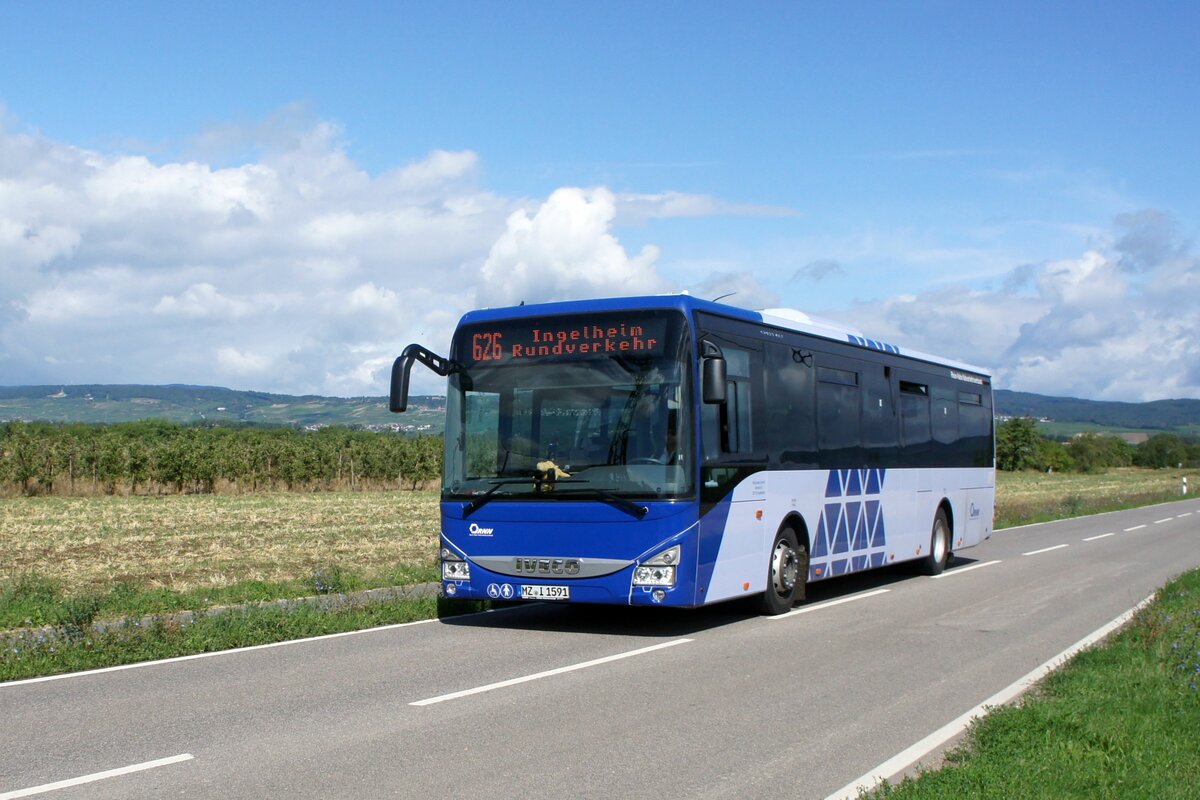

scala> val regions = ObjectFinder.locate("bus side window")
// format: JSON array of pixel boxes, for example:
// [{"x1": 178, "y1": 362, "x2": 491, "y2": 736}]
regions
[
  {"x1": 931, "y1": 382, "x2": 959, "y2": 457},
  {"x1": 899, "y1": 380, "x2": 931, "y2": 466},
  {"x1": 862, "y1": 365, "x2": 897, "y2": 466},
  {"x1": 765, "y1": 343, "x2": 815, "y2": 467},
  {"x1": 958, "y1": 389, "x2": 992, "y2": 467},
  {"x1": 816, "y1": 364, "x2": 861, "y2": 468}
]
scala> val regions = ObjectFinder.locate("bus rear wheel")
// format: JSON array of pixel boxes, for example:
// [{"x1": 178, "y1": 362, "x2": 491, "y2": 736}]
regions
[
  {"x1": 919, "y1": 510, "x2": 951, "y2": 576},
  {"x1": 760, "y1": 527, "x2": 806, "y2": 615}
]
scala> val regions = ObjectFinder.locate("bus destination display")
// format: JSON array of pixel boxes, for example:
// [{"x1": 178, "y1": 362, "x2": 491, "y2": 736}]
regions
[{"x1": 460, "y1": 316, "x2": 672, "y2": 365}]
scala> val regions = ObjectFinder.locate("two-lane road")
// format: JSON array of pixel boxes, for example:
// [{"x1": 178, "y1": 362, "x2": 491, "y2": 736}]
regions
[{"x1": 3, "y1": 499, "x2": 1198, "y2": 799}]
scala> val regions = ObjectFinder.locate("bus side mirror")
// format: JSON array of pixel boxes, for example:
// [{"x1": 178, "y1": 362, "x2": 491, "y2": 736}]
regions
[
  {"x1": 702, "y1": 355, "x2": 727, "y2": 404},
  {"x1": 389, "y1": 344, "x2": 460, "y2": 413}
]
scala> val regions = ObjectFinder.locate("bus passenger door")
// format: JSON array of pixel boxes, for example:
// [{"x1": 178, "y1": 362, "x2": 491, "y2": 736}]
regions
[{"x1": 697, "y1": 336, "x2": 768, "y2": 602}]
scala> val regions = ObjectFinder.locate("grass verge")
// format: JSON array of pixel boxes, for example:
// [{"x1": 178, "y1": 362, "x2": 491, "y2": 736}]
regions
[
  {"x1": 0, "y1": 595, "x2": 448, "y2": 683},
  {"x1": 865, "y1": 568, "x2": 1200, "y2": 798},
  {"x1": 0, "y1": 563, "x2": 437, "y2": 631}
]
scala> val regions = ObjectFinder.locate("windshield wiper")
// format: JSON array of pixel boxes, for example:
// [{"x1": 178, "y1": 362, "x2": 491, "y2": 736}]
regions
[
  {"x1": 553, "y1": 487, "x2": 649, "y2": 519},
  {"x1": 462, "y1": 477, "x2": 588, "y2": 517},
  {"x1": 462, "y1": 479, "x2": 525, "y2": 517},
  {"x1": 462, "y1": 481, "x2": 648, "y2": 518}
]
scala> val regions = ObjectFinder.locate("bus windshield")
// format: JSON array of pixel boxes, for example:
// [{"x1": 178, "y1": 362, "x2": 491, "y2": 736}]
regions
[{"x1": 442, "y1": 310, "x2": 694, "y2": 502}]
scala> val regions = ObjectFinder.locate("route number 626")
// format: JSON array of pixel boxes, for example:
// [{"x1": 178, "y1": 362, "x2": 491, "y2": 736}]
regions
[{"x1": 472, "y1": 332, "x2": 503, "y2": 361}]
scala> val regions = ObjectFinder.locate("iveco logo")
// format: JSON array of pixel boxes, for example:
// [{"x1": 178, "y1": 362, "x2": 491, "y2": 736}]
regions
[
  {"x1": 515, "y1": 558, "x2": 581, "y2": 575},
  {"x1": 468, "y1": 523, "x2": 494, "y2": 536}
]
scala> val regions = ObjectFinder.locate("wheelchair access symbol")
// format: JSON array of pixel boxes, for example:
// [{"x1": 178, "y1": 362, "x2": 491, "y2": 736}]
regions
[{"x1": 487, "y1": 583, "x2": 501, "y2": 599}]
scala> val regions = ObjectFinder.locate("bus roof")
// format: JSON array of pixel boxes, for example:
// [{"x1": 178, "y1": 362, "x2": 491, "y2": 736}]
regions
[{"x1": 458, "y1": 294, "x2": 991, "y2": 378}]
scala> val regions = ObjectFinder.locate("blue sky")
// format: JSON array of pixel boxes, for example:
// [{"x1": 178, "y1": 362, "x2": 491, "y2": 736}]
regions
[{"x1": 1, "y1": 1, "x2": 1198, "y2": 400}]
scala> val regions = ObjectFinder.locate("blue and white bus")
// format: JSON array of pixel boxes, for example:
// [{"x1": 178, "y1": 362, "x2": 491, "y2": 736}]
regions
[{"x1": 390, "y1": 295, "x2": 994, "y2": 614}]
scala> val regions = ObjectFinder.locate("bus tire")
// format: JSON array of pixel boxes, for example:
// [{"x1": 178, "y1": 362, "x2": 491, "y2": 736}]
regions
[
  {"x1": 760, "y1": 527, "x2": 805, "y2": 615},
  {"x1": 919, "y1": 510, "x2": 951, "y2": 576}
]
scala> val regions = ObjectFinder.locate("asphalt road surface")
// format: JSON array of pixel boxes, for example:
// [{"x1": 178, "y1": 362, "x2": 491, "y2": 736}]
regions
[{"x1": 3, "y1": 498, "x2": 1198, "y2": 799}]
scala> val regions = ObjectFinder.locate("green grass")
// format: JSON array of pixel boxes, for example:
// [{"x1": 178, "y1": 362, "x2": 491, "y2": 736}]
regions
[
  {"x1": 1, "y1": 595, "x2": 443, "y2": 682},
  {"x1": 0, "y1": 563, "x2": 438, "y2": 631},
  {"x1": 865, "y1": 569, "x2": 1200, "y2": 798}
]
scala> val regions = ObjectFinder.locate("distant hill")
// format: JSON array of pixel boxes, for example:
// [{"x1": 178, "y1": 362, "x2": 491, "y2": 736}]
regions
[
  {"x1": 994, "y1": 390, "x2": 1200, "y2": 435},
  {"x1": 0, "y1": 385, "x2": 444, "y2": 431},
  {"x1": 2, "y1": 384, "x2": 1198, "y2": 436}
]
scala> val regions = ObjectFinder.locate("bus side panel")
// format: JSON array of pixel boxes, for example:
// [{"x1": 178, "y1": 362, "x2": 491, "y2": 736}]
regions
[
  {"x1": 805, "y1": 467, "x2": 905, "y2": 579},
  {"x1": 758, "y1": 466, "x2": 994, "y2": 585},
  {"x1": 896, "y1": 466, "x2": 994, "y2": 561},
  {"x1": 701, "y1": 473, "x2": 768, "y2": 604}
]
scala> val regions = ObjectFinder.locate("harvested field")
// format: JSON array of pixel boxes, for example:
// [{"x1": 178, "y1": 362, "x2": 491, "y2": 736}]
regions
[
  {"x1": 1, "y1": 491, "x2": 440, "y2": 594},
  {"x1": 995, "y1": 467, "x2": 1197, "y2": 527}
]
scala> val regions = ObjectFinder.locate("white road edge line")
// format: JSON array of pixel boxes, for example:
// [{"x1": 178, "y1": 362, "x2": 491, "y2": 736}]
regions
[
  {"x1": 1082, "y1": 533, "x2": 1116, "y2": 542},
  {"x1": 2, "y1": 618, "x2": 437, "y2": 690},
  {"x1": 1125, "y1": 524, "x2": 1147, "y2": 531},
  {"x1": 410, "y1": 638, "x2": 692, "y2": 706},
  {"x1": 1022, "y1": 544, "x2": 1069, "y2": 556},
  {"x1": 0, "y1": 753, "x2": 194, "y2": 799},
  {"x1": 930, "y1": 560, "x2": 1002, "y2": 579},
  {"x1": 766, "y1": 588, "x2": 890, "y2": 620},
  {"x1": 824, "y1": 593, "x2": 1156, "y2": 800}
]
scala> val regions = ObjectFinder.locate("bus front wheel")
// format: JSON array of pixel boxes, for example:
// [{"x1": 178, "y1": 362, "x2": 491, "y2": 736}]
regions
[
  {"x1": 919, "y1": 510, "x2": 951, "y2": 576},
  {"x1": 760, "y1": 527, "x2": 806, "y2": 615}
]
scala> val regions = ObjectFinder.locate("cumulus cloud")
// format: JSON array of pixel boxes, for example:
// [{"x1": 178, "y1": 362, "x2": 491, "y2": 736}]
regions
[
  {"x1": 477, "y1": 187, "x2": 667, "y2": 307},
  {"x1": 6, "y1": 109, "x2": 1195, "y2": 404},
  {"x1": 3, "y1": 114, "x2": 796, "y2": 396},
  {"x1": 0, "y1": 113, "x2": 510, "y2": 395},
  {"x1": 832, "y1": 211, "x2": 1200, "y2": 401}
]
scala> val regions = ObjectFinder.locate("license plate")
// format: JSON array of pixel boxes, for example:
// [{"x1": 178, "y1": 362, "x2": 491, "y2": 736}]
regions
[{"x1": 521, "y1": 584, "x2": 570, "y2": 601}]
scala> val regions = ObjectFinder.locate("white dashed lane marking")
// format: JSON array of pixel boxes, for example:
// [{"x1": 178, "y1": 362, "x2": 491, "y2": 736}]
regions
[
  {"x1": 1023, "y1": 544, "x2": 1069, "y2": 556},
  {"x1": 0, "y1": 754, "x2": 194, "y2": 799}
]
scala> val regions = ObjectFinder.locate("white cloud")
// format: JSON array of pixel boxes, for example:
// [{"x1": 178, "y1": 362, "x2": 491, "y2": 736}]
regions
[
  {"x1": 830, "y1": 212, "x2": 1200, "y2": 401},
  {"x1": 3, "y1": 115, "x2": 792, "y2": 397},
  {"x1": 4, "y1": 109, "x2": 1195, "y2": 404},
  {"x1": 154, "y1": 283, "x2": 256, "y2": 318},
  {"x1": 0, "y1": 114, "x2": 510, "y2": 395},
  {"x1": 217, "y1": 346, "x2": 272, "y2": 375},
  {"x1": 477, "y1": 187, "x2": 667, "y2": 307}
]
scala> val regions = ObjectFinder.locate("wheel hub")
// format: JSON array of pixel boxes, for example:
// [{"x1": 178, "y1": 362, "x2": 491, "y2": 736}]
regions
[{"x1": 772, "y1": 542, "x2": 798, "y2": 592}]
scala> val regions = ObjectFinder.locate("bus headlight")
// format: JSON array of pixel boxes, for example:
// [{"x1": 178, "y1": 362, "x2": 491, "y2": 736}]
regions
[
  {"x1": 442, "y1": 549, "x2": 470, "y2": 580},
  {"x1": 633, "y1": 545, "x2": 680, "y2": 587}
]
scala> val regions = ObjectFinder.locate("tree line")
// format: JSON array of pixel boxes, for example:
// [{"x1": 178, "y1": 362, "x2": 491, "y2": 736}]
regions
[
  {"x1": 4, "y1": 417, "x2": 1196, "y2": 495},
  {"x1": 0, "y1": 421, "x2": 442, "y2": 496},
  {"x1": 996, "y1": 417, "x2": 1200, "y2": 473}
]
